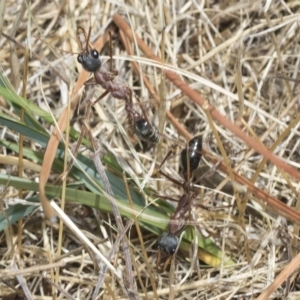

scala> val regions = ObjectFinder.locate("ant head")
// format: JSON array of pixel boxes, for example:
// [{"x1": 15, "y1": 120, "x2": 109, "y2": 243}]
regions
[
  {"x1": 76, "y1": 26, "x2": 102, "y2": 72},
  {"x1": 157, "y1": 232, "x2": 178, "y2": 255},
  {"x1": 77, "y1": 49, "x2": 101, "y2": 72}
]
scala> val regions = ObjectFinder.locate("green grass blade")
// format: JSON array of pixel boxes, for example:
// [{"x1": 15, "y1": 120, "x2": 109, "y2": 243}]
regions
[{"x1": 0, "y1": 174, "x2": 231, "y2": 266}]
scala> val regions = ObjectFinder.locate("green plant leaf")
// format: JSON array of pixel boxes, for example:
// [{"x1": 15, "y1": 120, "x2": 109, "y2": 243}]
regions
[
  {"x1": 0, "y1": 203, "x2": 38, "y2": 232},
  {"x1": 0, "y1": 72, "x2": 50, "y2": 116},
  {"x1": 0, "y1": 174, "x2": 231, "y2": 266}
]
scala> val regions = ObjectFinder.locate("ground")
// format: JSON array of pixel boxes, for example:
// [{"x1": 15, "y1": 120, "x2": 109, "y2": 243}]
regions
[{"x1": 0, "y1": 1, "x2": 300, "y2": 299}]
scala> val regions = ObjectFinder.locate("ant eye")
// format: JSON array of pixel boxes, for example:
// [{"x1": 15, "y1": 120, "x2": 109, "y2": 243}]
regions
[
  {"x1": 77, "y1": 55, "x2": 83, "y2": 63},
  {"x1": 92, "y1": 50, "x2": 99, "y2": 59}
]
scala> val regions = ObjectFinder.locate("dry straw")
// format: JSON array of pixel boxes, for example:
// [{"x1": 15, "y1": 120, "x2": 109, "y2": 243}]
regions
[{"x1": 1, "y1": 0, "x2": 300, "y2": 299}]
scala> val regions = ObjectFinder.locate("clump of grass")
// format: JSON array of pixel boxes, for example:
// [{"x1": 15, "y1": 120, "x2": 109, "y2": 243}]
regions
[{"x1": 1, "y1": 1, "x2": 300, "y2": 299}]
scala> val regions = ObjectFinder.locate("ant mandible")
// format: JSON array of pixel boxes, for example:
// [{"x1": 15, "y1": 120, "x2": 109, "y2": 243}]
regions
[{"x1": 156, "y1": 135, "x2": 203, "y2": 272}]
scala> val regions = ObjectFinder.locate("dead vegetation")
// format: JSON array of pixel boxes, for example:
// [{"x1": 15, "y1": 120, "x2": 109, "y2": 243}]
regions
[{"x1": 1, "y1": 0, "x2": 300, "y2": 299}]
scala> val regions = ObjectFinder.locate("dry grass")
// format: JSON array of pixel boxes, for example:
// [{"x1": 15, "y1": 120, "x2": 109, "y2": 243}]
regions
[{"x1": 1, "y1": 0, "x2": 300, "y2": 299}]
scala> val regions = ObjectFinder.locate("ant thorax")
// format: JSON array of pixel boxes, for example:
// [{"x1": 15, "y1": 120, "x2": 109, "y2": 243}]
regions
[{"x1": 77, "y1": 49, "x2": 102, "y2": 73}]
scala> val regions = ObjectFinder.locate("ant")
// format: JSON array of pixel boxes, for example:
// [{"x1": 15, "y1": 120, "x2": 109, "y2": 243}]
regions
[
  {"x1": 60, "y1": 26, "x2": 160, "y2": 179},
  {"x1": 156, "y1": 135, "x2": 203, "y2": 272},
  {"x1": 76, "y1": 26, "x2": 159, "y2": 143}
]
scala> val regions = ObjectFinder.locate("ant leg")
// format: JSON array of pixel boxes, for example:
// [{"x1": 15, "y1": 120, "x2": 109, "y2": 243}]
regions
[
  {"x1": 86, "y1": 26, "x2": 93, "y2": 51},
  {"x1": 59, "y1": 100, "x2": 93, "y2": 181},
  {"x1": 158, "y1": 149, "x2": 175, "y2": 170},
  {"x1": 135, "y1": 95, "x2": 153, "y2": 127},
  {"x1": 193, "y1": 160, "x2": 222, "y2": 187},
  {"x1": 195, "y1": 203, "x2": 211, "y2": 211},
  {"x1": 84, "y1": 114, "x2": 99, "y2": 152},
  {"x1": 108, "y1": 31, "x2": 113, "y2": 72},
  {"x1": 195, "y1": 203, "x2": 233, "y2": 210},
  {"x1": 156, "y1": 250, "x2": 172, "y2": 273},
  {"x1": 157, "y1": 149, "x2": 185, "y2": 188},
  {"x1": 76, "y1": 27, "x2": 88, "y2": 52},
  {"x1": 122, "y1": 89, "x2": 142, "y2": 131},
  {"x1": 84, "y1": 77, "x2": 97, "y2": 85},
  {"x1": 152, "y1": 194, "x2": 180, "y2": 203},
  {"x1": 156, "y1": 250, "x2": 162, "y2": 272},
  {"x1": 107, "y1": 31, "x2": 119, "y2": 77},
  {"x1": 157, "y1": 149, "x2": 200, "y2": 201},
  {"x1": 159, "y1": 169, "x2": 183, "y2": 188},
  {"x1": 160, "y1": 255, "x2": 173, "y2": 273},
  {"x1": 92, "y1": 89, "x2": 110, "y2": 105}
]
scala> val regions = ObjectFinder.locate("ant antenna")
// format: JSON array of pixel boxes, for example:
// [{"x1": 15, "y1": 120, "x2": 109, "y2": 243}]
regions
[
  {"x1": 108, "y1": 31, "x2": 113, "y2": 72},
  {"x1": 76, "y1": 26, "x2": 91, "y2": 53},
  {"x1": 87, "y1": 26, "x2": 92, "y2": 51}
]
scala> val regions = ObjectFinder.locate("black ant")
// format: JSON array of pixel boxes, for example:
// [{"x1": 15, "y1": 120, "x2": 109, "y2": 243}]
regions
[
  {"x1": 76, "y1": 26, "x2": 159, "y2": 143},
  {"x1": 60, "y1": 26, "x2": 160, "y2": 179},
  {"x1": 156, "y1": 135, "x2": 203, "y2": 272}
]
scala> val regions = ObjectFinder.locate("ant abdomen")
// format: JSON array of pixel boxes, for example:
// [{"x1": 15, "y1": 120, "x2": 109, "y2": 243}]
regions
[
  {"x1": 157, "y1": 232, "x2": 178, "y2": 255},
  {"x1": 134, "y1": 119, "x2": 160, "y2": 143},
  {"x1": 179, "y1": 135, "x2": 202, "y2": 180},
  {"x1": 77, "y1": 49, "x2": 101, "y2": 73}
]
